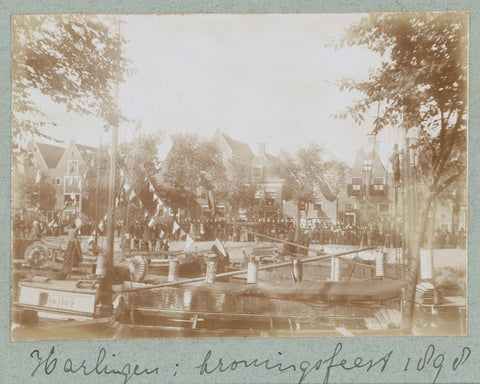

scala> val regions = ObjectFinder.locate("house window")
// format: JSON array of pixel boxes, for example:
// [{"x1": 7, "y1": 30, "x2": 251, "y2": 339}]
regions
[
  {"x1": 265, "y1": 189, "x2": 276, "y2": 200},
  {"x1": 379, "y1": 204, "x2": 389, "y2": 213},
  {"x1": 345, "y1": 203, "x2": 355, "y2": 212},
  {"x1": 352, "y1": 184, "x2": 361, "y2": 191},
  {"x1": 362, "y1": 159, "x2": 373, "y2": 172},
  {"x1": 55, "y1": 177, "x2": 61, "y2": 185},
  {"x1": 373, "y1": 184, "x2": 384, "y2": 191},
  {"x1": 64, "y1": 176, "x2": 73, "y2": 192},
  {"x1": 68, "y1": 160, "x2": 78, "y2": 176}
]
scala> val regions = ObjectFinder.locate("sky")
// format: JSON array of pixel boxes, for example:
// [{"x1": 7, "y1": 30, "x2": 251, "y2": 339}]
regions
[{"x1": 34, "y1": 13, "x2": 397, "y2": 167}]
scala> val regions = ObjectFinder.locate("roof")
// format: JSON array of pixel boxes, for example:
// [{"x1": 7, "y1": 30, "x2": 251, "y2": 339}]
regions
[
  {"x1": 36, "y1": 142, "x2": 65, "y2": 169},
  {"x1": 75, "y1": 143, "x2": 97, "y2": 163},
  {"x1": 351, "y1": 146, "x2": 387, "y2": 177},
  {"x1": 221, "y1": 133, "x2": 255, "y2": 162},
  {"x1": 251, "y1": 152, "x2": 285, "y2": 179}
]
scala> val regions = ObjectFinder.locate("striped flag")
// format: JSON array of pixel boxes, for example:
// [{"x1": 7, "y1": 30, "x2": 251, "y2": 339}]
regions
[{"x1": 212, "y1": 238, "x2": 227, "y2": 258}]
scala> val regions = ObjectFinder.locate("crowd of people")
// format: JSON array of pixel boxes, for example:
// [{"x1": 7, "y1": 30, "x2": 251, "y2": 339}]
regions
[{"x1": 13, "y1": 209, "x2": 466, "y2": 250}]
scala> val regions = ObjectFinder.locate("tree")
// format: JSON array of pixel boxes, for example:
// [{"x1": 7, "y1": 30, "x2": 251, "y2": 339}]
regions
[
  {"x1": 12, "y1": 167, "x2": 56, "y2": 212},
  {"x1": 216, "y1": 157, "x2": 260, "y2": 222},
  {"x1": 281, "y1": 143, "x2": 331, "y2": 241},
  {"x1": 335, "y1": 12, "x2": 468, "y2": 331},
  {"x1": 117, "y1": 131, "x2": 164, "y2": 213},
  {"x1": 12, "y1": 14, "x2": 133, "y2": 153},
  {"x1": 160, "y1": 133, "x2": 226, "y2": 214}
]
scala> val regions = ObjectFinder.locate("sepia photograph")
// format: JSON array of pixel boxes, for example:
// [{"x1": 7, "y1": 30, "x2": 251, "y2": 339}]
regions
[{"x1": 11, "y1": 12, "x2": 468, "y2": 341}]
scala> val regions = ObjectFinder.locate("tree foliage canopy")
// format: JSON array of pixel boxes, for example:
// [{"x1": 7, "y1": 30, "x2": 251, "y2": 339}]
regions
[
  {"x1": 335, "y1": 12, "x2": 468, "y2": 237},
  {"x1": 160, "y1": 133, "x2": 225, "y2": 211},
  {"x1": 216, "y1": 157, "x2": 260, "y2": 217},
  {"x1": 12, "y1": 14, "x2": 133, "y2": 152}
]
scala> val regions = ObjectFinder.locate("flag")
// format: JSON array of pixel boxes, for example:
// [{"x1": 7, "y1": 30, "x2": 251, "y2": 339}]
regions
[
  {"x1": 119, "y1": 169, "x2": 125, "y2": 179},
  {"x1": 47, "y1": 219, "x2": 55, "y2": 227},
  {"x1": 90, "y1": 158, "x2": 94, "y2": 167},
  {"x1": 144, "y1": 211, "x2": 149, "y2": 218},
  {"x1": 148, "y1": 217, "x2": 156, "y2": 228},
  {"x1": 70, "y1": 192, "x2": 75, "y2": 202},
  {"x1": 212, "y1": 238, "x2": 227, "y2": 258},
  {"x1": 149, "y1": 183, "x2": 155, "y2": 193},
  {"x1": 35, "y1": 170, "x2": 41, "y2": 184},
  {"x1": 129, "y1": 189, "x2": 136, "y2": 200},
  {"x1": 179, "y1": 228, "x2": 186, "y2": 239},
  {"x1": 123, "y1": 182, "x2": 130, "y2": 191},
  {"x1": 159, "y1": 229, "x2": 164, "y2": 238},
  {"x1": 98, "y1": 221, "x2": 104, "y2": 231},
  {"x1": 153, "y1": 193, "x2": 159, "y2": 201},
  {"x1": 69, "y1": 177, "x2": 74, "y2": 186},
  {"x1": 185, "y1": 235, "x2": 194, "y2": 250},
  {"x1": 115, "y1": 197, "x2": 119, "y2": 207},
  {"x1": 172, "y1": 220, "x2": 180, "y2": 234}
]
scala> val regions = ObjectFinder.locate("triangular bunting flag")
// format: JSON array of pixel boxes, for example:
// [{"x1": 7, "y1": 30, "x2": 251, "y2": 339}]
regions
[
  {"x1": 129, "y1": 189, "x2": 136, "y2": 200},
  {"x1": 149, "y1": 183, "x2": 155, "y2": 193},
  {"x1": 123, "y1": 182, "x2": 130, "y2": 191},
  {"x1": 172, "y1": 220, "x2": 180, "y2": 234},
  {"x1": 185, "y1": 235, "x2": 194, "y2": 250},
  {"x1": 148, "y1": 217, "x2": 156, "y2": 228}
]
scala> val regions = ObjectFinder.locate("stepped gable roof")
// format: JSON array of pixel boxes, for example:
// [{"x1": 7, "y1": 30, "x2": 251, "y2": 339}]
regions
[
  {"x1": 36, "y1": 142, "x2": 65, "y2": 169},
  {"x1": 221, "y1": 133, "x2": 255, "y2": 162}
]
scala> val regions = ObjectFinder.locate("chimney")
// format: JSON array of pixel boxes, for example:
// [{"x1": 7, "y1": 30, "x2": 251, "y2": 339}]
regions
[{"x1": 257, "y1": 143, "x2": 266, "y2": 156}]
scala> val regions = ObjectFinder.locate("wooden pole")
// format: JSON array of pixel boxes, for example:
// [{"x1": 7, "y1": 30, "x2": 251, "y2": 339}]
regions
[
  {"x1": 121, "y1": 246, "x2": 376, "y2": 293},
  {"x1": 248, "y1": 230, "x2": 325, "y2": 255}
]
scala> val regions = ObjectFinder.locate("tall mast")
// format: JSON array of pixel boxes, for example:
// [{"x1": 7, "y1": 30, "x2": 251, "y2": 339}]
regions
[{"x1": 98, "y1": 17, "x2": 122, "y2": 315}]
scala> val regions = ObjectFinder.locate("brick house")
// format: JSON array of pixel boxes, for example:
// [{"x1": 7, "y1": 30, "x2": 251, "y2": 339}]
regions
[{"x1": 34, "y1": 141, "x2": 97, "y2": 221}]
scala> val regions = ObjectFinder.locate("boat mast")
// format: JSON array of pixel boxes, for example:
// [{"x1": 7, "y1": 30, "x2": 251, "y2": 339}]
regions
[{"x1": 98, "y1": 17, "x2": 122, "y2": 315}]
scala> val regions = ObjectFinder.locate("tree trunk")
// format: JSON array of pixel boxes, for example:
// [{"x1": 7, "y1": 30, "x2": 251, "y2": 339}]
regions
[{"x1": 404, "y1": 193, "x2": 435, "y2": 334}]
